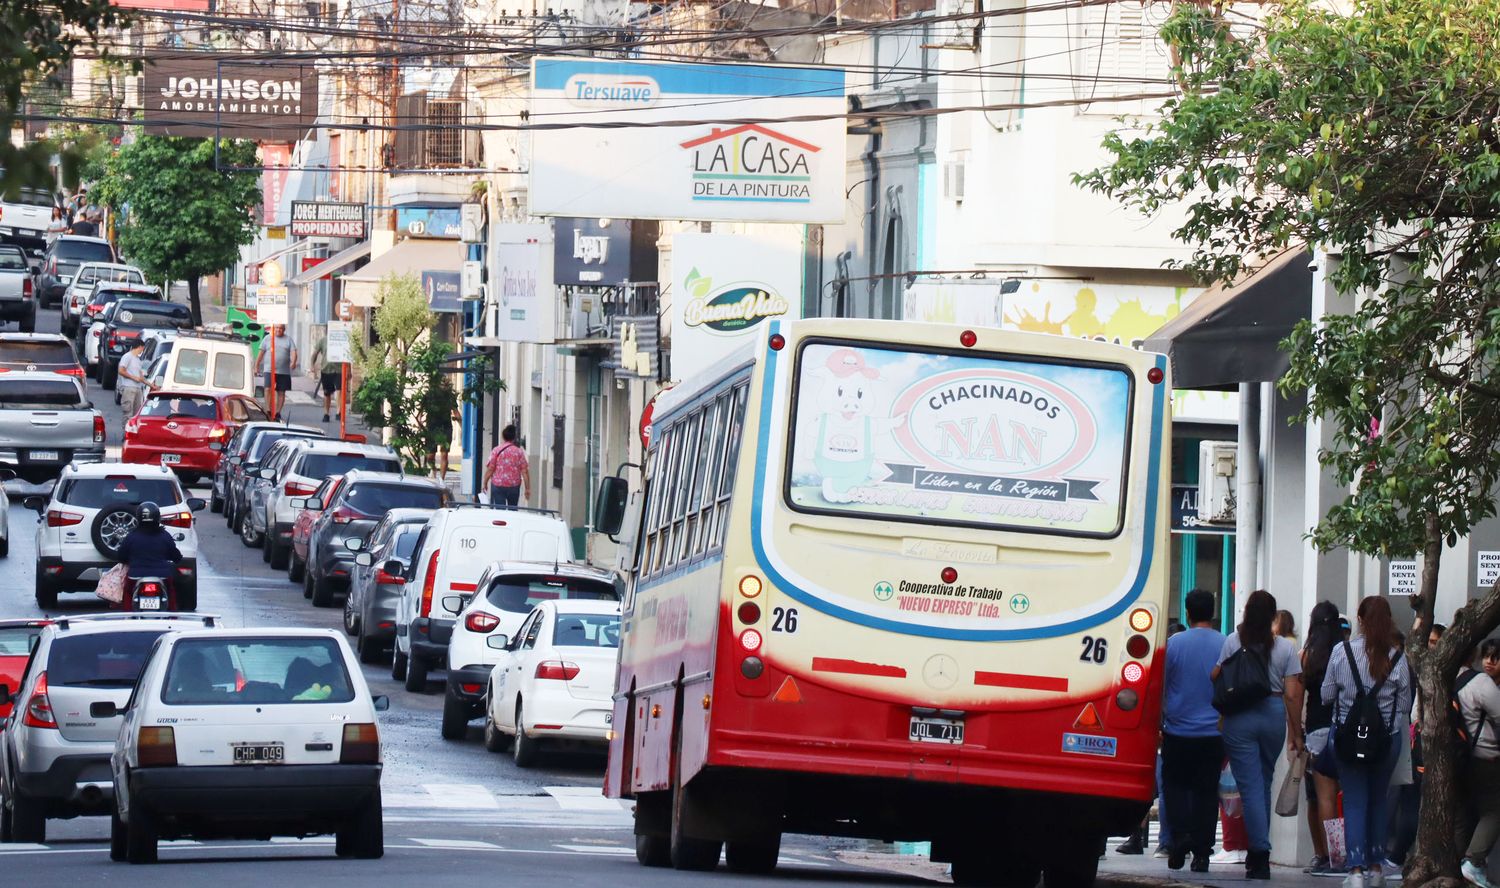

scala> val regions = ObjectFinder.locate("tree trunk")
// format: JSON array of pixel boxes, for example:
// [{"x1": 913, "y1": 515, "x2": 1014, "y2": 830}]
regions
[
  {"x1": 1407, "y1": 515, "x2": 1500, "y2": 887},
  {"x1": 186, "y1": 276, "x2": 202, "y2": 328}
]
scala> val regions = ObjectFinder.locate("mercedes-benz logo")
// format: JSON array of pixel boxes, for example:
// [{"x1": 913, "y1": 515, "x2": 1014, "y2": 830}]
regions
[{"x1": 923, "y1": 654, "x2": 959, "y2": 690}]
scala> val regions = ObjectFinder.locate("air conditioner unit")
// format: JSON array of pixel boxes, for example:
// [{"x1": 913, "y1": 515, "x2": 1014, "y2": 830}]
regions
[
  {"x1": 1197, "y1": 441, "x2": 1237, "y2": 525},
  {"x1": 943, "y1": 159, "x2": 966, "y2": 202},
  {"x1": 568, "y1": 291, "x2": 603, "y2": 339}
]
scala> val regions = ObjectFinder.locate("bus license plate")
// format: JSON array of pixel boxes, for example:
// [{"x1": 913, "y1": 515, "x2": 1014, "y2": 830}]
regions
[
  {"x1": 909, "y1": 716, "x2": 964, "y2": 745},
  {"x1": 233, "y1": 744, "x2": 285, "y2": 764}
]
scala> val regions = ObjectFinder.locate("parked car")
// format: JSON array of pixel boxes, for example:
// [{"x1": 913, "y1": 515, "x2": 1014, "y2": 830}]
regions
[
  {"x1": 107, "y1": 627, "x2": 386, "y2": 863},
  {"x1": 0, "y1": 245, "x2": 38, "y2": 332},
  {"x1": 479, "y1": 600, "x2": 620, "y2": 767},
  {"x1": 24, "y1": 463, "x2": 205, "y2": 609},
  {"x1": 301, "y1": 471, "x2": 448, "y2": 608},
  {"x1": 0, "y1": 620, "x2": 49, "y2": 725},
  {"x1": 36, "y1": 236, "x2": 115, "y2": 308},
  {"x1": 121, "y1": 390, "x2": 269, "y2": 485},
  {"x1": 0, "y1": 613, "x2": 219, "y2": 842},
  {"x1": 0, "y1": 332, "x2": 82, "y2": 375},
  {"x1": 98, "y1": 300, "x2": 192, "y2": 389},
  {"x1": 441, "y1": 562, "x2": 620, "y2": 740},
  {"x1": 215, "y1": 421, "x2": 323, "y2": 520},
  {"x1": 288, "y1": 474, "x2": 345, "y2": 584},
  {"x1": 61, "y1": 263, "x2": 144, "y2": 337},
  {"x1": 393, "y1": 507, "x2": 575, "y2": 693},
  {"x1": 0, "y1": 186, "x2": 58, "y2": 254},
  {"x1": 345, "y1": 509, "x2": 432, "y2": 664},
  {"x1": 80, "y1": 286, "x2": 162, "y2": 376},
  {"x1": 158, "y1": 332, "x2": 254, "y2": 399},
  {"x1": 236, "y1": 436, "x2": 302, "y2": 548},
  {"x1": 0, "y1": 371, "x2": 105, "y2": 482},
  {"x1": 253, "y1": 440, "x2": 401, "y2": 571}
]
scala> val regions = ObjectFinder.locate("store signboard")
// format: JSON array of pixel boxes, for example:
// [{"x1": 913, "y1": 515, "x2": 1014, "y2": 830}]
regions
[
  {"x1": 396, "y1": 205, "x2": 461, "y2": 239},
  {"x1": 492, "y1": 223, "x2": 556, "y2": 344},
  {"x1": 326, "y1": 320, "x2": 354, "y2": 364},
  {"x1": 143, "y1": 57, "x2": 318, "y2": 141},
  {"x1": 670, "y1": 229, "x2": 801, "y2": 379},
  {"x1": 291, "y1": 201, "x2": 367, "y2": 238},
  {"x1": 422, "y1": 270, "x2": 461, "y2": 314}
]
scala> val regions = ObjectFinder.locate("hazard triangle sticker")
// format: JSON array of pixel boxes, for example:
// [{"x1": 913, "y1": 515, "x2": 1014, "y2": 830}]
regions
[
  {"x1": 773, "y1": 676, "x2": 802, "y2": 704},
  {"x1": 1073, "y1": 702, "x2": 1103, "y2": 731}
]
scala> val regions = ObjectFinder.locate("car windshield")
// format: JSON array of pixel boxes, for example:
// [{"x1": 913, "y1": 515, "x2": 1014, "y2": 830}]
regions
[
  {"x1": 56, "y1": 241, "x2": 114, "y2": 262},
  {"x1": 551, "y1": 613, "x2": 620, "y2": 648},
  {"x1": 14, "y1": 188, "x2": 53, "y2": 207},
  {"x1": 343, "y1": 483, "x2": 444, "y2": 515},
  {"x1": 0, "y1": 249, "x2": 26, "y2": 271},
  {"x1": 49, "y1": 631, "x2": 166, "y2": 688},
  {"x1": 58, "y1": 477, "x2": 182, "y2": 508},
  {"x1": 0, "y1": 625, "x2": 44, "y2": 657},
  {"x1": 140, "y1": 395, "x2": 218, "y2": 420},
  {"x1": 81, "y1": 267, "x2": 143, "y2": 287},
  {"x1": 0, "y1": 340, "x2": 77, "y2": 365},
  {"x1": 300, "y1": 453, "x2": 401, "y2": 478},
  {"x1": 94, "y1": 288, "x2": 154, "y2": 306},
  {"x1": 161, "y1": 637, "x2": 355, "y2": 705},
  {"x1": 484, "y1": 575, "x2": 619, "y2": 614},
  {"x1": 0, "y1": 378, "x2": 84, "y2": 407}
]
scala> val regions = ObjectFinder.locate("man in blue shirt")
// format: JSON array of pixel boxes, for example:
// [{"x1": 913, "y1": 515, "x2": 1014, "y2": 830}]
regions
[{"x1": 1161, "y1": 588, "x2": 1226, "y2": 873}]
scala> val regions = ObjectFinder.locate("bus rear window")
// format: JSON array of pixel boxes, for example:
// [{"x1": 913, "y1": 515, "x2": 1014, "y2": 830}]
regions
[{"x1": 787, "y1": 341, "x2": 1133, "y2": 537}]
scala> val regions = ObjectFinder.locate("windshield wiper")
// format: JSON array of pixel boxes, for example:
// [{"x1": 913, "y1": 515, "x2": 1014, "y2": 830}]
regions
[{"x1": 56, "y1": 677, "x2": 137, "y2": 688}]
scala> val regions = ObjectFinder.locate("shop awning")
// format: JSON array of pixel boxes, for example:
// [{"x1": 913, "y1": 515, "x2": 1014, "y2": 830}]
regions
[
  {"x1": 1143, "y1": 247, "x2": 1313, "y2": 390},
  {"x1": 341, "y1": 239, "x2": 464, "y2": 307},
  {"x1": 288, "y1": 240, "x2": 371, "y2": 286}
]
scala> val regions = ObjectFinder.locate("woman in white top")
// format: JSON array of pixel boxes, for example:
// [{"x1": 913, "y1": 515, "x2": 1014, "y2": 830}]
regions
[
  {"x1": 44, "y1": 206, "x2": 67, "y2": 243},
  {"x1": 1322, "y1": 596, "x2": 1412, "y2": 888},
  {"x1": 1458, "y1": 638, "x2": 1500, "y2": 888}
]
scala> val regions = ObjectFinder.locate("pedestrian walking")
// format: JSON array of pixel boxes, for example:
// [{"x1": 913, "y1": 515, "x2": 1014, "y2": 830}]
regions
[
  {"x1": 45, "y1": 206, "x2": 67, "y2": 243},
  {"x1": 116, "y1": 340, "x2": 149, "y2": 418},
  {"x1": 255, "y1": 325, "x2": 297, "y2": 420},
  {"x1": 482, "y1": 425, "x2": 531, "y2": 507},
  {"x1": 1323, "y1": 596, "x2": 1412, "y2": 888},
  {"x1": 1302, "y1": 601, "x2": 1344, "y2": 875},
  {"x1": 1160, "y1": 589, "x2": 1225, "y2": 873},
  {"x1": 1387, "y1": 624, "x2": 1445, "y2": 870},
  {"x1": 1276, "y1": 609, "x2": 1297, "y2": 642},
  {"x1": 1213, "y1": 589, "x2": 1305, "y2": 879},
  {"x1": 1457, "y1": 638, "x2": 1500, "y2": 888},
  {"x1": 308, "y1": 333, "x2": 342, "y2": 422}
]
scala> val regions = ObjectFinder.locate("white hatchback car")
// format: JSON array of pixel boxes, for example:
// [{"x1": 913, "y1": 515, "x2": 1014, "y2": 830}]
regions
[
  {"x1": 108, "y1": 627, "x2": 387, "y2": 864},
  {"x1": 480, "y1": 599, "x2": 620, "y2": 767},
  {"x1": 25, "y1": 463, "x2": 205, "y2": 610}
]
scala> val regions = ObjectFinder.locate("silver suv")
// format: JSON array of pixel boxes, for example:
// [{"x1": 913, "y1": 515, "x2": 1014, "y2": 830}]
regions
[{"x1": 0, "y1": 614, "x2": 216, "y2": 842}]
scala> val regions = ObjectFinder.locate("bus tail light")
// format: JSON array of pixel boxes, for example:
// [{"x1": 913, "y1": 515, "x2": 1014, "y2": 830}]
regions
[
  {"x1": 1121, "y1": 662, "x2": 1145, "y2": 684},
  {"x1": 1126, "y1": 634, "x2": 1151, "y2": 659},
  {"x1": 1115, "y1": 688, "x2": 1140, "y2": 711},
  {"x1": 736, "y1": 602, "x2": 760, "y2": 624},
  {"x1": 340, "y1": 723, "x2": 380, "y2": 763},
  {"x1": 138, "y1": 726, "x2": 177, "y2": 767},
  {"x1": 1147, "y1": 366, "x2": 1165, "y2": 384},
  {"x1": 768, "y1": 334, "x2": 785, "y2": 351},
  {"x1": 535, "y1": 661, "x2": 580, "y2": 681},
  {"x1": 739, "y1": 629, "x2": 762, "y2": 652},
  {"x1": 1128, "y1": 608, "x2": 1153, "y2": 632},
  {"x1": 960, "y1": 329, "x2": 977, "y2": 348},
  {"x1": 740, "y1": 656, "x2": 764, "y2": 679},
  {"x1": 738, "y1": 575, "x2": 762, "y2": 597}
]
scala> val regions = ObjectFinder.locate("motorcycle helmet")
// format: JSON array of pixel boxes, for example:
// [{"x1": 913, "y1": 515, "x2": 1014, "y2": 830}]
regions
[{"x1": 135, "y1": 501, "x2": 161, "y2": 532}]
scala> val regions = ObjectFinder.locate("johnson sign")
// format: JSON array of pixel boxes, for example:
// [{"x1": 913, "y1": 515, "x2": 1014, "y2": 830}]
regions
[{"x1": 143, "y1": 57, "x2": 319, "y2": 141}]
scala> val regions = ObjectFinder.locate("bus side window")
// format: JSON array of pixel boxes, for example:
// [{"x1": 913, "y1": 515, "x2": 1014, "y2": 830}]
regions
[
  {"x1": 656, "y1": 424, "x2": 688, "y2": 573},
  {"x1": 713, "y1": 383, "x2": 749, "y2": 548},
  {"x1": 671, "y1": 411, "x2": 705, "y2": 565},
  {"x1": 643, "y1": 430, "x2": 672, "y2": 577},
  {"x1": 694, "y1": 394, "x2": 730, "y2": 555}
]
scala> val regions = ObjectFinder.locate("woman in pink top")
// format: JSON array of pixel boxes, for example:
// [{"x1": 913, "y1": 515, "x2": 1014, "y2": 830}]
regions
[{"x1": 482, "y1": 425, "x2": 531, "y2": 507}]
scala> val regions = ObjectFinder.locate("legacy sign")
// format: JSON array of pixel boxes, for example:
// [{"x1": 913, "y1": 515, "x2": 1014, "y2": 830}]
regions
[
  {"x1": 144, "y1": 57, "x2": 318, "y2": 141},
  {"x1": 529, "y1": 58, "x2": 846, "y2": 224},
  {"x1": 291, "y1": 201, "x2": 366, "y2": 239}
]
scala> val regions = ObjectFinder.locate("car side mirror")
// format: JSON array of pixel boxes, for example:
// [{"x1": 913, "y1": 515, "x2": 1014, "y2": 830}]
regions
[
  {"x1": 259, "y1": 467, "x2": 275, "y2": 479},
  {"x1": 595, "y1": 476, "x2": 630, "y2": 537},
  {"x1": 486, "y1": 634, "x2": 510, "y2": 650},
  {"x1": 308, "y1": 498, "x2": 325, "y2": 511},
  {"x1": 372, "y1": 695, "x2": 390, "y2": 712},
  {"x1": 289, "y1": 498, "x2": 306, "y2": 510},
  {"x1": 186, "y1": 497, "x2": 206, "y2": 512},
  {"x1": 28, "y1": 265, "x2": 39, "y2": 275},
  {"x1": 355, "y1": 552, "x2": 374, "y2": 567},
  {"x1": 22, "y1": 495, "x2": 46, "y2": 514},
  {"x1": 344, "y1": 537, "x2": 364, "y2": 551},
  {"x1": 441, "y1": 595, "x2": 464, "y2": 614},
  {"x1": 382, "y1": 560, "x2": 406, "y2": 580},
  {"x1": 90, "y1": 701, "x2": 119, "y2": 719},
  {"x1": 228, "y1": 455, "x2": 242, "y2": 466}
]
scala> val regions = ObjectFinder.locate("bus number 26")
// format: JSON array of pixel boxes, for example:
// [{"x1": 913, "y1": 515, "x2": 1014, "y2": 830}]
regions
[
  {"x1": 1079, "y1": 636, "x2": 1108, "y2": 664},
  {"x1": 771, "y1": 607, "x2": 799, "y2": 633}
]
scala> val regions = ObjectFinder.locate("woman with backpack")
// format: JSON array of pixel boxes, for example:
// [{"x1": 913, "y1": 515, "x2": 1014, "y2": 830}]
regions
[
  {"x1": 1302, "y1": 601, "x2": 1345, "y2": 875},
  {"x1": 1322, "y1": 596, "x2": 1413, "y2": 888},
  {"x1": 1213, "y1": 589, "x2": 1306, "y2": 879},
  {"x1": 1457, "y1": 638, "x2": 1500, "y2": 888}
]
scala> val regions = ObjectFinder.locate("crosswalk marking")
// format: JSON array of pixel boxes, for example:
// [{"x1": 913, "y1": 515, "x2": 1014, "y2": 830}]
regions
[
  {"x1": 545, "y1": 786, "x2": 631, "y2": 811},
  {"x1": 556, "y1": 843, "x2": 633, "y2": 855},
  {"x1": 410, "y1": 838, "x2": 504, "y2": 850},
  {"x1": 385, "y1": 783, "x2": 501, "y2": 810}
]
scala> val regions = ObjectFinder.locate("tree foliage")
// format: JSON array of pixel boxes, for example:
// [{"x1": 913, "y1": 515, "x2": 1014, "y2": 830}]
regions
[
  {"x1": 1077, "y1": 2, "x2": 1500, "y2": 882},
  {"x1": 90, "y1": 137, "x2": 261, "y2": 325}
]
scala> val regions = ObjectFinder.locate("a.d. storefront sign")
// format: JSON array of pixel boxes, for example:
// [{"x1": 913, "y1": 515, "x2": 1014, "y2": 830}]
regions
[
  {"x1": 291, "y1": 201, "x2": 366, "y2": 239},
  {"x1": 143, "y1": 57, "x2": 318, "y2": 141}
]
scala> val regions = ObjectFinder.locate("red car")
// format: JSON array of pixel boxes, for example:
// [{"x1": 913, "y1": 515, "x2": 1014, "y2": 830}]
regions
[
  {"x1": 289, "y1": 473, "x2": 345, "y2": 583},
  {"x1": 122, "y1": 389, "x2": 269, "y2": 484},
  {"x1": 0, "y1": 620, "x2": 49, "y2": 724}
]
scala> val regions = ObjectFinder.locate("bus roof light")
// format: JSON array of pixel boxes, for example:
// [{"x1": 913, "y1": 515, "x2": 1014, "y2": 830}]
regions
[
  {"x1": 941, "y1": 566, "x2": 958, "y2": 584},
  {"x1": 1147, "y1": 366, "x2": 1165, "y2": 384},
  {"x1": 959, "y1": 329, "x2": 977, "y2": 348},
  {"x1": 769, "y1": 334, "x2": 786, "y2": 351}
]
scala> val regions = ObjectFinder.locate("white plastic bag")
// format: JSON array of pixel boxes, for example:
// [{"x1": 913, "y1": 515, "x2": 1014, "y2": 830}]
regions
[{"x1": 95, "y1": 563, "x2": 127, "y2": 604}]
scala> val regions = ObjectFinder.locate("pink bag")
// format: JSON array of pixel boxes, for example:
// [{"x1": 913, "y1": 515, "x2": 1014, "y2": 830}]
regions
[{"x1": 95, "y1": 563, "x2": 127, "y2": 604}]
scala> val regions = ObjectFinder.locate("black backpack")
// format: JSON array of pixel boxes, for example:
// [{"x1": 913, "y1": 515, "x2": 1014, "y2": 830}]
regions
[
  {"x1": 1334, "y1": 640, "x2": 1404, "y2": 766},
  {"x1": 1212, "y1": 643, "x2": 1274, "y2": 715}
]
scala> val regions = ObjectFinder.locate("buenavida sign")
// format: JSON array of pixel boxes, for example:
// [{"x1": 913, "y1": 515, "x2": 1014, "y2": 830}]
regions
[{"x1": 670, "y1": 229, "x2": 802, "y2": 378}]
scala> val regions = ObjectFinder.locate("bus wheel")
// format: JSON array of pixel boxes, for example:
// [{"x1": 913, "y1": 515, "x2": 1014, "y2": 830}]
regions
[
  {"x1": 1042, "y1": 841, "x2": 1102, "y2": 888},
  {"x1": 669, "y1": 736, "x2": 721, "y2": 870},
  {"x1": 725, "y1": 835, "x2": 781, "y2": 874},
  {"x1": 634, "y1": 792, "x2": 671, "y2": 867},
  {"x1": 636, "y1": 834, "x2": 671, "y2": 867},
  {"x1": 951, "y1": 852, "x2": 1039, "y2": 888}
]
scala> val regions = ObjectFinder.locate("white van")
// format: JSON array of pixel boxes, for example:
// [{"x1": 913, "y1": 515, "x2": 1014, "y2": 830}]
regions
[
  {"x1": 159, "y1": 332, "x2": 254, "y2": 398},
  {"x1": 391, "y1": 507, "x2": 573, "y2": 693}
]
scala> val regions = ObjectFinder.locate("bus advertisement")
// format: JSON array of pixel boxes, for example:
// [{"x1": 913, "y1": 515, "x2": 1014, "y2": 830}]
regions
[{"x1": 599, "y1": 318, "x2": 1171, "y2": 887}]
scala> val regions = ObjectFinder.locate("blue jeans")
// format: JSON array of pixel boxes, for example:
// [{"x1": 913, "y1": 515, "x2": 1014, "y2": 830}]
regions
[
  {"x1": 1222, "y1": 696, "x2": 1286, "y2": 852},
  {"x1": 1338, "y1": 730, "x2": 1402, "y2": 870},
  {"x1": 1157, "y1": 752, "x2": 1173, "y2": 848}
]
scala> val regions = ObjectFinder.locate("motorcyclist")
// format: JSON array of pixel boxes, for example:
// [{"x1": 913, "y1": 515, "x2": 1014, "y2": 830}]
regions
[{"x1": 116, "y1": 502, "x2": 182, "y2": 608}]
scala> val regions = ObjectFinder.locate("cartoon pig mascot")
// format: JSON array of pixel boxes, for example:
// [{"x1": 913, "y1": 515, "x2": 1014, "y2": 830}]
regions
[{"x1": 811, "y1": 348, "x2": 903, "y2": 503}]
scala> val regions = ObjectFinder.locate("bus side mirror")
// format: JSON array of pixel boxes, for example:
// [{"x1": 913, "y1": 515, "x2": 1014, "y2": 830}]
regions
[{"x1": 595, "y1": 476, "x2": 629, "y2": 537}]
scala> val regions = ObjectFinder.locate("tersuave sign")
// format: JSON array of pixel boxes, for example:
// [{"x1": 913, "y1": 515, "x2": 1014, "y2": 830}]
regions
[
  {"x1": 530, "y1": 58, "x2": 846, "y2": 224},
  {"x1": 290, "y1": 202, "x2": 366, "y2": 239},
  {"x1": 143, "y1": 57, "x2": 318, "y2": 141},
  {"x1": 670, "y1": 229, "x2": 801, "y2": 378}
]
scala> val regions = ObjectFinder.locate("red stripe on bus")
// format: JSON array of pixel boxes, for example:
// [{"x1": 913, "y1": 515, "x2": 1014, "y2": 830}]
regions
[
  {"x1": 973, "y1": 671, "x2": 1069, "y2": 692},
  {"x1": 811, "y1": 657, "x2": 906, "y2": 678}
]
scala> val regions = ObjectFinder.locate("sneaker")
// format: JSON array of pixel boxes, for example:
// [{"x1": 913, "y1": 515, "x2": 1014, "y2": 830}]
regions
[
  {"x1": 1369, "y1": 866, "x2": 1385, "y2": 888},
  {"x1": 322, "y1": 413, "x2": 330, "y2": 421},
  {"x1": 1191, "y1": 854, "x2": 1211, "y2": 873},
  {"x1": 1463, "y1": 860, "x2": 1495, "y2": 888},
  {"x1": 1344, "y1": 871, "x2": 1368, "y2": 888},
  {"x1": 1307, "y1": 856, "x2": 1332, "y2": 874},
  {"x1": 1168, "y1": 848, "x2": 1187, "y2": 870},
  {"x1": 1154, "y1": 844, "x2": 1170, "y2": 859},
  {"x1": 1381, "y1": 860, "x2": 1405, "y2": 881},
  {"x1": 1115, "y1": 837, "x2": 1145, "y2": 855},
  {"x1": 1211, "y1": 849, "x2": 1247, "y2": 865}
]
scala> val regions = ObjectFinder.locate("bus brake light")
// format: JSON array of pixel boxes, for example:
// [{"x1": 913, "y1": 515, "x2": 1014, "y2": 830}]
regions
[
  {"x1": 737, "y1": 601, "x2": 760, "y2": 624},
  {"x1": 740, "y1": 629, "x2": 762, "y2": 652},
  {"x1": 1126, "y1": 634, "x2": 1151, "y2": 658},
  {"x1": 1121, "y1": 662, "x2": 1144, "y2": 684},
  {"x1": 940, "y1": 566, "x2": 958, "y2": 584}
]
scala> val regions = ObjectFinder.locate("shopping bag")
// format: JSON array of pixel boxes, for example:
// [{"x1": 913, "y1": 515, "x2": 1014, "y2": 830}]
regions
[
  {"x1": 95, "y1": 563, "x2": 126, "y2": 604},
  {"x1": 1390, "y1": 732, "x2": 1414, "y2": 787},
  {"x1": 1218, "y1": 763, "x2": 1243, "y2": 819},
  {"x1": 1324, "y1": 817, "x2": 1347, "y2": 869},
  {"x1": 1275, "y1": 749, "x2": 1309, "y2": 816}
]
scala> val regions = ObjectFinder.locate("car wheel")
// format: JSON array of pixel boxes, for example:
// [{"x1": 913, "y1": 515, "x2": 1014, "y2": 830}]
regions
[
  {"x1": 176, "y1": 580, "x2": 197, "y2": 612},
  {"x1": 725, "y1": 835, "x2": 781, "y2": 874},
  {"x1": 391, "y1": 648, "x2": 408, "y2": 681},
  {"x1": 0, "y1": 536, "x2": 9, "y2": 559},
  {"x1": 334, "y1": 789, "x2": 383, "y2": 860},
  {"x1": 268, "y1": 538, "x2": 289, "y2": 570},
  {"x1": 303, "y1": 569, "x2": 314, "y2": 600},
  {"x1": 125, "y1": 803, "x2": 158, "y2": 864},
  {"x1": 8, "y1": 791, "x2": 45, "y2": 843},
  {"x1": 311, "y1": 575, "x2": 336, "y2": 608},
  {"x1": 288, "y1": 552, "x2": 304, "y2": 583},
  {"x1": 239, "y1": 513, "x2": 262, "y2": 548},
  {"x1": 343, "y1": 598, "x2": 359, "y2": 636},
  {"x1": 403, "y1": 654, "x2": 428, "y2": 693},
  {"x1": 100, "y1": 362, "x2": 117, "y2": 390},
  {"x1": 483, "y1": 715, "x2": 512, "y2": 753},
  {"x1": 440, "y1": 690, "x2": 470, "y2": 740},
  {"x1": 209, "y1": 489, "x2": 223, "y2": 514},
  {"x1": 110, "y1": 809, "x2": 127, "y2": 861},
  {"x1": 512, "y1": 701, "x2": 540, "y2": 768},
  {"x1": 35, "y1": 573, "x2": 58, "y2": 609}
]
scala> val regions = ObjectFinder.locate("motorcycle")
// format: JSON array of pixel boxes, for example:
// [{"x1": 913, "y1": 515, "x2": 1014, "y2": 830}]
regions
[{"x1": 125, "y1": 575, "x2": 176, "y2": 612}]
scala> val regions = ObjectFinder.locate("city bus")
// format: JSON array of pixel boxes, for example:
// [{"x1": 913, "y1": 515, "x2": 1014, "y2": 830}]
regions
[{"x1": 597, "y1": 318, "x2": 1170, "y2": 887}]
